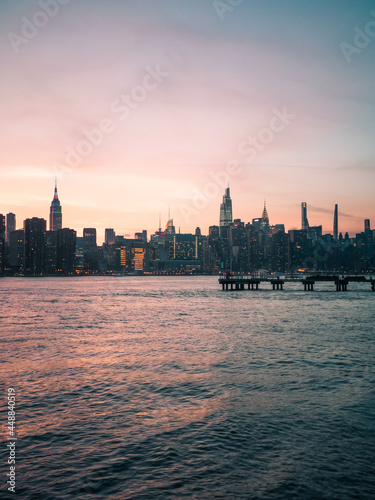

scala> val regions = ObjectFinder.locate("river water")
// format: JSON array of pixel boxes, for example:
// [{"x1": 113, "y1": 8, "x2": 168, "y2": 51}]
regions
[{"x1": 0, "y1": 276, "x2": 374, "y2": 499}]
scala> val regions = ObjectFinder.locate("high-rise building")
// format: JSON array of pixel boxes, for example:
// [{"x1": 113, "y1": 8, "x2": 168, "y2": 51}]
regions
[
  {"x1": 261, "y1": 201, "x2": 270, "y2": 234},
  {"x1": 83, "y1": 228, "x2": 98, "y2": 271},
  {"x1": 134, "y1": 230, "x2": 147, "y2": 243},
  {"x1": 49, "y1": 180, "x2": 62, "y2": 231},
  {"x1": 333, "y1": 204, "x2": 338, "y2": 240},
  {"x1": 105, "y1": 228, "x2": 116, "y2": 245},
  {"x1": 171, "y1": 234, "x2": 197, "y2": 260},
  {"x1": 301, "y1": 202, "x2": 309, "y2": 230},
  {"x1": 83, "y1": 228, "x2": 97, "y2": 249},
  {"x1": 365, "y1": 219, "x2": 371, "y2": 232},
  {"x1": 209, "y1": 225, "x2": 220, "y2": 239},
  {"x1": 219, "y1": 187, "x2": 232, "y2": 238},
  {"x1": 45, "y1": 230, "x2": 58, "y2": 273},
  {"x1": 130, "y1": 241, "x2": 149, "y2": 271},
  {"x1": 8, "y1": 230, "x2": 24, "y2": 271},
  {"x1": 57, "y1": 228, "x2": 76, "y2": 274},
  {"x1": 229, "y1": 219, "x2": 247, "y2": 273},
  {"x1": 252, "y1": 218, "x2": 261, "y2": 232},
  {"x1": 24, "y1": 218, "x2": 46, "y2": 275},
  {"x1": 6, "y1": 213, "x2": 16, "y2": 244},
  {"x1": 165, "y1": 218, "x2": 175, "y2": 235}
]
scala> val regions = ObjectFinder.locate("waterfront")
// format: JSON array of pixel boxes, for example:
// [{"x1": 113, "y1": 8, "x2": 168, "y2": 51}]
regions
[{"x1": 1, "y1": 276, "x2": 374, "y2": 499}]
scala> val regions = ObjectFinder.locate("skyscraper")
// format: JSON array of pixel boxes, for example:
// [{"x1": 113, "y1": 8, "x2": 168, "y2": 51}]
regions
[
  {"x1": 49, "y1": 180, "x2": 62, "y2": 231},
  {"x1": 57, "y1": 228, "x2": 76, "y2": 274},
  {"x1": 83, "y1": 228, "x2": 98, "y2": 271},
  {"x1": 6, "y1": 213, "x2": 16, "y2": 244},
  {"x1": 364, "y1": 219, "x2": 371, "y2": 232},
  {"x1": 219, "y1": 187, "x2": 232, "y2": 238},
  {"x1": 83, "y1": 228, "x2": 97, "y2": 249},
  {"x1": 9, "y1": 230, "x2": 24, "y2": 271},
  {"x1": 24, "y1": 218, "x2": 46, "y2": 275},
  {"x1": 301, "y1": 202, "x2": 309, "y2": 230},
  {"x1": 261, "y1": 201, "x2": 270, "y2": 233},
  {"x1": 105, "y1": 228, "x2": 116, "y2": 245},
  {"x1": 333, "y1": 204, "x2": 338, "y2": 240}
]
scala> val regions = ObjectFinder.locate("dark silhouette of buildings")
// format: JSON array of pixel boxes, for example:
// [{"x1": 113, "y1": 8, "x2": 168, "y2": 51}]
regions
[{"x1": 1, "y1": 185, "x2": 374, "y2": 276}]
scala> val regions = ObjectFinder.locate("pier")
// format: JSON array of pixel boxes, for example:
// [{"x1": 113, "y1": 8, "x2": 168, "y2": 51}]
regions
[{"x1": 219, "y1": 274, "x2": 375, "y2": 292}]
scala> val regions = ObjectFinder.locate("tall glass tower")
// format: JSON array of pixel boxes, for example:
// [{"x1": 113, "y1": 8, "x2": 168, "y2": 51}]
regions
[
  {"x1": 301, "y1": 202, "x2": 309, "y2": 230},
  {"x1": 49, "y1": 180, "x2": 62, "y2": 231},
  {"x1": 220, "y1": 187, "x2": 232, "y2": 228},
  {"x1": 333, "y1": 204, "x2": 338, "y2": 240}
]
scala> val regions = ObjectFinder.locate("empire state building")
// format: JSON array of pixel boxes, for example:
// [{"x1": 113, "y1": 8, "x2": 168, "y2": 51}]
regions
[{"x1": 49, "y1": 180, "x2": 62, "y2": 231}]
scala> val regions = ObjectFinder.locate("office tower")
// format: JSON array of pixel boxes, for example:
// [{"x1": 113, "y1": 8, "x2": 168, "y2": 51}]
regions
[
  {"x1": 333, "y1": 204, "x2": 338, "y2": 240},
  {"x1": 219, "y1": 187, "x2": 232, "y2": 238},
  {"x1": 228, "y1": 220, "x2": 247, "y2": 273},
  {"x1": 9, "y1": 230, "x2": 24, "y2": 271},
  {"x1": 261, "y1": 201, "x2": 270, "y2": 233},
  {"x1": 170, "y1": 234, "x2": 197, "y2": 260},
  {"x1": 270, "y1": 230, "x2": 289, "y2": 273},
  {"x1": 134, "y1": 230, "x2": 147, "y2": 243},
  {"x1": 6, "y1": 213, "x2": 16, "y2": 244},
  {"x1": 195, "y1": 227, "x2": 201, "y2": 236},
  {"x1": 75, "y1": 237, "x2": 85, "y2": 272},
  {"x1": 252, "y1": 218, "x2": 261, "y2": 232},
  {"x1": 165, "y1": 219, "x2": 175, "y2": 235},
  {"x1": 49, "y1": 180, "x2": 62, "y2": 231},
  {"x1": 220, "y1": 187, "x2": 233, "y2": 227},
  {"x1": 364, "y1": 219, "x2": 371, "y2": 232},
  {"x1": 309, "y1": 225, "x2": 322, "y2": 241},
  {"x1": 24, "y1": 218, "x2": 46, "y2": 275},
  {"x1": 288, "y1": 229, "x2": 310, "y2": 270},
  {"x1": 83, "y1": 228, "x2": 98, "y2": 271},
  {"x1": 301, "y1": 202, "x2": 309, "y2": 230},
  {"x1": 57, "y1": 228, "x2": 76, "y2": 274},
  {"x1": 209, "y1": 225, "x2": 220, "y2": 239},
  {"x1": 83, "y1": 228, "x2": 97, "y2": 249},
  {"x1": 45, "y1": 231, "x2": 58, "y2": 273},
  {"x1": 105, "y1": 228, "x2": 116, "y2": 245},
  {"x1": 270, "y1": 224, "x2": 285, "y2": 236},
  {"x1": 130, "y1": 241, "x2": 149, "y2": 272}
]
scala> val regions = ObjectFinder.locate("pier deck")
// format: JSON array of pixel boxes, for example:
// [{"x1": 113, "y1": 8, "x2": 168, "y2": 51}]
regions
[{"x1": 218, "y1": 275, "x2": 375, "y2": 292}]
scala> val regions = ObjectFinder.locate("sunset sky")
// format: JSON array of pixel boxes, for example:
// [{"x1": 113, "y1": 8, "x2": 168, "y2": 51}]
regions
[{"x1": 1, "y1": 0, "x2": 374, "y2": 242}]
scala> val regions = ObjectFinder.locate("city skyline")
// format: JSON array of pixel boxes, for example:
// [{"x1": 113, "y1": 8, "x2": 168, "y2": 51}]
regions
[
  {"x1": 0, "y1": 0, "x2": 374, "y2": 239},
  {"x1": 1, "y1": 180, "x2": 372, "y2": 244}
]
